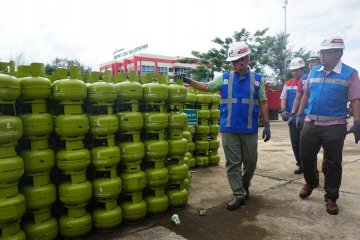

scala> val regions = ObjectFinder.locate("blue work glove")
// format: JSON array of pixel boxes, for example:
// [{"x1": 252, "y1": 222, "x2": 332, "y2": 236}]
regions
[
  {"x1": 175, "y1": 73, "x2": 192, "y2": 84},
  {"x1": 280, "y1": 110, "x2": 289, "y2": 121},
  {"x1": 296, "y1": 115, "x2": 304, "y2": 129},
  {"x1": 262, "y1": 121, "x2": 271, "y2": 142},
  {"x1": 346, "y1": 120, "x2": 360, "y2": 144},
  {"x1": 287, "y1": 113, "x2": 296, "y2": 126}
]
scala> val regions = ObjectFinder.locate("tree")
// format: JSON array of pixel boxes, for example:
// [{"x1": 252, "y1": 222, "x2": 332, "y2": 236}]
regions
[
  {"x1": 182, "y1": 28, "x2": 310, "y2": 84},
  {"x1": 45, "y1": 57, "x2": 91, "y2": 75}
]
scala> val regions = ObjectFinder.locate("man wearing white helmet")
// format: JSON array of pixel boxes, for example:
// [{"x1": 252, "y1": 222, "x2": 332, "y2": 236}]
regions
[
  {"x1": 288, "y1": 50, "x2": 327, "y2": 177},
  {"x1": 280, "y1": 57, "x2": 307, "y2": 174},
  {"x1": 296, "y1": 34, "x2": 360, "y2": 215},
  {"x1": 176, "y1": 42, "x2": 271, "y2": 210}
]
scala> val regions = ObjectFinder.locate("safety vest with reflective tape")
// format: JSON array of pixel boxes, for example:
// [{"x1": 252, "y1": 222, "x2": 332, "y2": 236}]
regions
[
  {"x1": 305, "y1": 64, "x2": 354, "y2": 121},
  {"x1": 284, "y1": 75, "x2": 306, "y2": 113},
  {"x1": 220, "y1": 70, "x2": 261, "y2": 133}
]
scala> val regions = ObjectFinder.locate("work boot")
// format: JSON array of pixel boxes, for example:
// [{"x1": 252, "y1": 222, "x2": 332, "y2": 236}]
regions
[
  {"x1": 299, "y1": 183, "x2": 314, "y2": 199},
  {"x1": 294, "y1": 165, "x2": 303, "y2": 174},
  {"x1": 326, "y1": 199, "x2": 339, "y2": 215},
  {"x1": 226, "y1": 198, "x2": 245, "y2": 210}
]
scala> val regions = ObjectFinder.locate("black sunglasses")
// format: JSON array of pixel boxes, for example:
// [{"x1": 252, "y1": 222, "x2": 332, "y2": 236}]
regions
[{"x1": 231, "y1": 55, "x2": 248, "y2": 64}]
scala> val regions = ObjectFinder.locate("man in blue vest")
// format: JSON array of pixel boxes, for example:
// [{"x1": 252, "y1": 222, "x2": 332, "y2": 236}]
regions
[
  {"x1": 280, "y1": 57, "x2": 306, "y2": 174},
  {"x1": 296, "y1": 34, "x2": 360, "y2": 215},
  {"x1": 176, "y1": 42, "x2": 271, "y2": 210}
]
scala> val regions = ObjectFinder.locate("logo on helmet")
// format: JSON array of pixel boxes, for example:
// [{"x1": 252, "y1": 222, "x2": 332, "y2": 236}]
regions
[
  {"x1": 331, "y1": 39, "x2": 344, "y2": 44},
  {"x1": 228, "y1": 50, "x2": 234, "y2": 57}
]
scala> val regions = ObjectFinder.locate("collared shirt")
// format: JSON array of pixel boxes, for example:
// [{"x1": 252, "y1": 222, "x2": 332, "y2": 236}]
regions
[
  {"x1": 207, "y1": 70, "x2": 267, "y2": 101},
  {"x1": 303, "y1": 60, "x2": 360, "y2": 126}
]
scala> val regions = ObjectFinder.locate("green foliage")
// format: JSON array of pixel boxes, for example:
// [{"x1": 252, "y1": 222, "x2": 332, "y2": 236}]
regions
[
  {"x1": 183, "y1": 28, "x2": 311, "y2": 84},
  {"x1": 45, "y1": 57, "x2": 92, "y2": 75}
]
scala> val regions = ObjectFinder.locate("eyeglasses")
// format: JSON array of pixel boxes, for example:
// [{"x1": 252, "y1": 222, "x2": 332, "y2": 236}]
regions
[
  {"x1": 292, "y1": 68, "x2": 304, "y2": 72},
  {"x1": 320, "y1": 50, "x2": 341, "y2": 56},
  {"x1": 231, "y1": 55, "x2": 248, "y2": 64}
]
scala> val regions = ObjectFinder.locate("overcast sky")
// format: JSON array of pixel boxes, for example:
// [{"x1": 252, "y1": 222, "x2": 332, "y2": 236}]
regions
[{"x1": 1, "y1": 0, "x2": 360, "y2": 72}]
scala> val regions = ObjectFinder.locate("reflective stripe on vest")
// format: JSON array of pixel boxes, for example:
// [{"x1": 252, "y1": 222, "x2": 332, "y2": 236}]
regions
[
  {"x1": 221, "y1": 71, "x2": 258, "y2": 129},
  {"x1": 305, "y1": 64, "x2": 353, "y2": 121}
]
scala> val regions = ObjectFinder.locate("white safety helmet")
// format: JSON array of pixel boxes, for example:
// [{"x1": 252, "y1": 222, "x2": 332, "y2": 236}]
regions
[
  {"x1": 307, "y1": 50, "x2": 320, "y2": 61},
  {"x1": 226, "y1": 42, "x2": 251, "y2": 62},
  {"x1": 320, "y1": 34, "x2": 345, "y2": 50},
  {"x1": 289, "y1": 57, "x2": 305, "y2": 70}
]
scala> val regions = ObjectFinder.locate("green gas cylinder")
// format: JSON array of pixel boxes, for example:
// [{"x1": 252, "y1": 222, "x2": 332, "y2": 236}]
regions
[
  {"x1": 186, "y1": 92, "x2": 196, "y2": 104},
  {"x1": 0, "y1": 193, "x2": 26, "y2": 225},
  {"x1": 0, "y1": 116, "x2": 23, "y2": 145},
  {"x1": 0, "y1": 221, "x2": 26, "y2": 240},
  {"x1": 142, "y1": 82, "x2": 168, "y2": 103},
  {"x1": 143, "y1": 112, "x2": 168, "y2": 131},
  {"x1": 117, "y1": 112, "x2": 143, "y2": 132},
  {"x1": 56, "y1": 148, "x2": 90, "y2": 172},
  {"x1": 187, "y1": 142, "x2": 195, "y2": 152},
  {"x1": 0, "y1": 155, "x2": 23, "y2": 184},
  {"x1": 0, "y1": 73, "x2": 20, "y2": 103},
  {"x1": 187, "y1": 125, "x2": 195, "y2": 135},
  {"x1": 196, "y1": 94, "x2": 211, "y2": 104},
  {"x1": 208, "y1": 153, "x2": 220, "y2": 165},
  {"x1": 209, "y1": 124, "x2": 220, "y2": 135},
  {"x1": 198, "y1": 109, "x2": 210, "y2": 119},
  {"x1": 19, "y1": 63, "x2": 52, "y2": 101},
  {"x1": 182, "y1": 131, "x2": 192, "y2": 142},
  {"x1": 21, "y1": 183, "x2": 56, "y2": 210},
  {"x1": 195, "y1": 125, "x2": 210, "y2": 135},
  {"x1": 21, "y1": 148, "x2": 55, "y2": 174},
  {"x1": 210, "y1": 94, "x2": 221, "y2": 105},
  {"x1": 145, "y1": 167, "x2": 169, "y2": 188},
  {"x1": 168, "y1": 112, "x2": 188, "y2": 130},
  {"x1": 120, "y1": 171, "x2": 147, "y2": 193},
  {"x1": 52, "y1": 67, "x2": 87, "y2": 104},
  {"x1": 167, "y1": 163, "x2": 189, "y2": 182},
  {"x1": 92, "y1": 176, "x2": 122, "y2": 199},
  {"x1": 145, "y1": 188, "x2": 169, "y2": 215},
  {"x1": 89, "y1": 114, "x2": 118, "y2": 137},
  {"x1": 167, "y1": 83, "x2": 186, "y2": 103},
  {"x1": 87, "y1": 81, "x2": 117, "y2": 104},
  {"x1": 118, "y1": 142, "x2": 145, "y2": 163},
  {"x1": 120, "y1": 195, "x2": 147, "y2": 222},
  {"x1": 55, "y1": 114, "x2": 89, "y2": 139},
  {"x1": 144, "y1": 140, "x2": 168, "y2": 159},
  {"x1": 58, "y1": 180, "x2": 92, "y2": 205},
  {"x1": 19, "y1": 113, "x2": 53, "y2": 139},
  {"x1": 92, "y1": 200, "x2": 122, "y2": 229},
  {"x1": 195, "y1": 140, "x2": 209, "y2": 152},
  {"x1": 209, "y1": 139, "x2": 220, "y2": 150},
  {"x1": 116, "y1": 80, "x2": 143, "y2": 102},
  {"x1": 167, "y1": 139, "x2": 188, "y2": 156},
  {"x1": 22, "y1": 211, "x2": 58, "y2": 240},
  {"x1": 167, "y1": 188, "x2": 188, "y2": 208},
  {"x1": 91, "y1": 145, "x2": 120, "y2": 169},
  {"x1": 195, "y1": 155, "x2": 209, "y2": 167},
  {"x1": 59, "y1": 208, "x2": 92, "y2": 238},
  {"x1": 210, "y1": 109, "x2": 220, "y2": 120}
]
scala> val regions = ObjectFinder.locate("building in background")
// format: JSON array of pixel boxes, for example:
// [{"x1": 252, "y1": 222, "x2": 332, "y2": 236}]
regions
[{"x1": 100, "y1": 53, "x2": 201, "y2": 77}]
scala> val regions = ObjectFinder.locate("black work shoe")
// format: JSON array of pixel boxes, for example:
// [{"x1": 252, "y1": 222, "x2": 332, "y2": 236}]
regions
[{"x1": 294, "y1": 165, "x2": 303, "y2": 174}]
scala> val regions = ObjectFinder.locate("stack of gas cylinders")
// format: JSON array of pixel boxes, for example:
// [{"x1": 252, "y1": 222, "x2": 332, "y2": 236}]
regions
[{"x1": 0, "y1": 61, "x2": 220, "y2": 239}]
